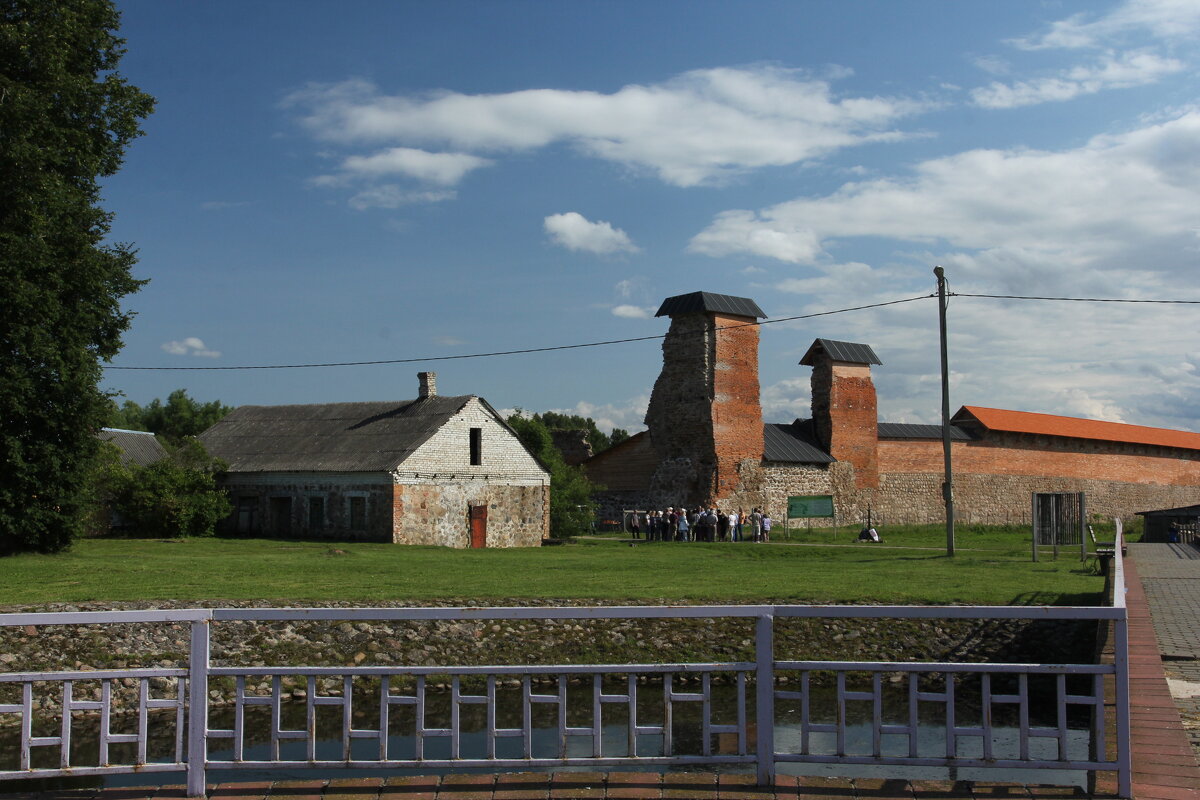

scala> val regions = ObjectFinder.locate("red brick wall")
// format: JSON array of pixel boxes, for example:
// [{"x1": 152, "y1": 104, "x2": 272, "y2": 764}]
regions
[
  {"x1": 711, "y1": 312, "x2": 764, "y2": 501},
  {"x1": 878, "y1": 434, "x2": 1200, "y2": 485},
  {"x1": 813, "y1": 362, "x2": 879, "y2": 489}
]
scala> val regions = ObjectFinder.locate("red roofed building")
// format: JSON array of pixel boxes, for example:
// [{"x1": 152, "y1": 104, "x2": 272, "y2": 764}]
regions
[{"x1": 585, "y1": 291, "x2": 1200, "y2": 526}]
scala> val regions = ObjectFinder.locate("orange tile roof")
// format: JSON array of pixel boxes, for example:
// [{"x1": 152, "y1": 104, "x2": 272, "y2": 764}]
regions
[{"x1": 955, "y1": 406, "x2": 1200, "y2": 452}]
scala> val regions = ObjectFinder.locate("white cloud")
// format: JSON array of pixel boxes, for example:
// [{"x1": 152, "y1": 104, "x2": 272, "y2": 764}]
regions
[
  {"x1": 1012, "y1": 0, "x2": 1200, "y2": 50},
  {"x1": 544, "y1": 212, "x2": 639, "y2": 255},
  {"x1": 284, "y1": 66, "x2": 925, "y2": 187},
  {"x1": 337, "y1": 147, "x2": 492, "y2": 185},
  {"x1": 552, "y1": 397, "x2": 650, "y2": 435},
  {"x1": 611, "y1": 304, "x2": 654, "y2": 319},
  {"x1": 689, "y1": 110, "x2": 1200, "y2": 279},
  {"x1": 161, "y1": 337, "x2": 221, "y2": 358},
  {"x1": 348, "y1": 186, "x2": 456, "y2": 210},
  {"x1": 970, "y1": 50, "x2": 1183, "y2": 108}
]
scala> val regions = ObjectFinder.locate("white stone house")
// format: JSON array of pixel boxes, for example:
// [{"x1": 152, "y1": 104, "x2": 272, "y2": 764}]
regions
[{"x1": 199, "y1": 373, "x2": 550, "y2": 547}]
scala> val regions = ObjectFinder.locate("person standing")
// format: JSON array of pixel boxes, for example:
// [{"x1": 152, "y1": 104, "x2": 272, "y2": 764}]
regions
[
  {"x1": 751, "y1": 508, "x2": 763, "y2": 542},
  {"x1": 629, "y1": 510, "x2": 641, "y2": 539},
  {"x1": 717, "y1": 509, "x2": 729, "y2": 541},
  {"x1": 761, "y1": 512, "x2": 772, "y2": 542},
  {"x1": 677, "y1": 508, "x2": 689, "y2": 541},
  {"x1": 728, "y1": 509, "x2": 740, "y2": 542}
]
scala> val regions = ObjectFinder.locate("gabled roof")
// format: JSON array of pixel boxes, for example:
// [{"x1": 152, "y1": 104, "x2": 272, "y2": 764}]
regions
[
  {"x1": 799, "y1": 339, "x2": 882, "y2": 366},
  {"x1": 878, "y1": 422, "x2": 973, "y2": 441},
  {"x1": 764, "y1": 420, "x2": 836, "y2": 464},
  {"x1": 953, "y1": 406, "x2": 1200, "y2": 452},
  {"x1": 99, "y1": 428, "x2": 168, "y2": 466},
  {"x1": 200, "y1": 396, "x2": 476, "y2": 472},
  {"x1": 655, "y1": 291, "x2": 766, "y2": 319}
]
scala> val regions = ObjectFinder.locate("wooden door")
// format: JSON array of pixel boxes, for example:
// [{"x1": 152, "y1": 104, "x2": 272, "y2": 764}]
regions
[{"x1": 469, "y1": 504, "x2": 487, "y2": 548}]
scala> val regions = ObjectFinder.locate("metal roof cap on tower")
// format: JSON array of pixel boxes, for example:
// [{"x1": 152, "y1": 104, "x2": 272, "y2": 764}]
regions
[
  {"x1": 655, "y1": 291, "x2": 766, "y2": 319},
  {"x1": 799, "y1": 338, "x2": 882, "y2": 366}
]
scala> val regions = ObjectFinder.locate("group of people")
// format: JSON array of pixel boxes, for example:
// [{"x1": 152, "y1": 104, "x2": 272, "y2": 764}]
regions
[{"x1": 627, "y1": 507, "x2": 772, "y2": 542}]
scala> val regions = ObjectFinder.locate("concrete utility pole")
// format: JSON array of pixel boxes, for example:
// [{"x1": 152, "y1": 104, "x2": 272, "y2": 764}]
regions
[{"x1": 934, "y1": 266, "x2": 955, "y2": 557}]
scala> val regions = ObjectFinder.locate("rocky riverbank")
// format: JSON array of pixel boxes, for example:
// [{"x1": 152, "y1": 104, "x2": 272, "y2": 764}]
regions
[{"x1": 0, "y1": 599, "x2": 1097, "y2": 724}]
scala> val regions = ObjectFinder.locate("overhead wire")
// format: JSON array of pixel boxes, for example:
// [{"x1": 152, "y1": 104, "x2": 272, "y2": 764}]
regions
[
  {"x1": 102, "y1": 290, "x2": 1200, "y2": 372},
  {"x1": 103, "y1": 294, "x2": 935, "y2": 371}
]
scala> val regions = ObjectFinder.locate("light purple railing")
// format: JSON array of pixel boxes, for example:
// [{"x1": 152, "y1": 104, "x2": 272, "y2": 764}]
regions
[{"x1": 0, "y1": 545, "x2": 1131, "y2": 798}]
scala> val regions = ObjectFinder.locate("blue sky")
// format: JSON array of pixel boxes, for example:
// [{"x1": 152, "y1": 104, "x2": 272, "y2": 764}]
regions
[{"x1": 102, "y1": 0, "x2": 1200, "y2": 434}]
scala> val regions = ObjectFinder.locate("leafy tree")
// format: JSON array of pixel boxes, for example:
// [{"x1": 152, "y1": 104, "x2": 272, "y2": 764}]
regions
[
  {"x1": 108, "y1": 389, "x2": 234, "y2": 443},
  {"x1": 506, "y1": 413, "x2": 597, "y2": 538},
  {"x1": 524, "y1": 411, "x2": 630, "y2": 455},
  {"x1": 91, "y1": 437, "x2": 231, "y2": 538},
  {"x1": 0, "y1": 0, "x2": 154, "y2": 555}
]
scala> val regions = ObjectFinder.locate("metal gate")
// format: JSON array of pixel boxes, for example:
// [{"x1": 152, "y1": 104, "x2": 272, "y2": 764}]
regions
[{"x1": 1032, "y1": 492, "x2": 1086, "y2": 561}]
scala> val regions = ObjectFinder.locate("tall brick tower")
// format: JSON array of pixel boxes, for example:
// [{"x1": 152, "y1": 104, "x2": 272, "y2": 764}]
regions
[
  {"x1": 801, "y1": 339, "x2": 882, "y2": 489},
  {"x1": 644, "y1": 291, "x2": 766, "y2": 506}
]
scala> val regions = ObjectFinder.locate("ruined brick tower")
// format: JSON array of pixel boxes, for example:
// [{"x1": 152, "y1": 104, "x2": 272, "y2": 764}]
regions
[
  {"x1": 644, "y1": 291, "x2": 766, "y2": 506},
  {"x1": 800, "y1": 339, "x2": 882, "y2": 489}
]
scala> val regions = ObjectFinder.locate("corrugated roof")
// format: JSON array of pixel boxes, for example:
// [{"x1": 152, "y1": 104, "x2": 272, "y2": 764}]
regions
[
  {"x1": 799, "y1": 338, "x2": 882, "y2": 366},
  {"x1": 199, "y1": 396, "x2": 474, "y2": 472},
  {"x1": 954, "y1": 405, "x2": 1200, "y2": 452},
  {"x1": 99, "y1": 428, "x2": 168, "y2": 466},
  {"x1": 655, "y1": 291, "x2": 766, "y2": 319},
  {"x1": 763, "y1": 420, "x2": 836, "y2": 463},
  {"x1": 878, "y1": 422, "x2": 973, "y2": 441}
]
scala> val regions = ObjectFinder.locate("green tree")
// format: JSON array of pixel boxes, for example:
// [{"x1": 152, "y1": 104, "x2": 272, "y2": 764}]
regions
[
  {"x1": 108, "y1": 389, "x2": 234, "y2": 443},
  {"x1": 0, "y1": 0, "x2": 154, "y2": 554},
  {"x1": 507, "y1": 413, "x2": 597, "y2": 538},
  {"x1": 92, "y1": 437, "x2": 231, "y2": 538},
  {"x1": 526, "y1": 411, "x2": 630, "y2": 455}
]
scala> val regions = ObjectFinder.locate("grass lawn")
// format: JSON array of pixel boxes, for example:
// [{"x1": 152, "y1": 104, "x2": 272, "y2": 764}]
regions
[{"x1": 0, "y1": 526, "x2": 1108, "y2": 606}]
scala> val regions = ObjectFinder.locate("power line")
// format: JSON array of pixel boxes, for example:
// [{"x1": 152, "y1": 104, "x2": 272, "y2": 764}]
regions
[
  {"x1": 952, "y1": 292, "x2": 1200, "y2": 304},
  {"x1": 104, "y1": 294, "x2": 934, "y2": 371},
  {"x1": 103, "y1": 289, "x2": 1199, "y2": 373}
]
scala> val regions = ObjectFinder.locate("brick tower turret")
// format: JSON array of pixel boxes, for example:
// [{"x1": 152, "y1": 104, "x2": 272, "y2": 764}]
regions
[
  {"x1": 644, "y1": 291, "x2": 766, "y2": 506},
  {"x1": 800, "y1": 339, "x2": 882, "y2": 489}
]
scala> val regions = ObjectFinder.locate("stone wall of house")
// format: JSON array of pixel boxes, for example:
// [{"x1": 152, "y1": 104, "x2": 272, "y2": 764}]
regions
[
  {"x1": 392, "y1": 479, "x2": 548, "y2": 547},
  {"x1": 218, "y1": 473, "x2": 395, "y2": 542}
]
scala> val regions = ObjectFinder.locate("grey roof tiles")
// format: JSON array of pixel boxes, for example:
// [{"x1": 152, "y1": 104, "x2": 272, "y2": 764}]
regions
[
  {"x1": 655, "y1": 291, "x2": 766, "y2": 319},
  {"x1": 799, "y1": 338, "x2": 882, "y2": 366}
]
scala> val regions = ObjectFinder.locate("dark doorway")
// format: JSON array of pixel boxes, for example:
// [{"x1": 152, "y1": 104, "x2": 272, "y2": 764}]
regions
[
  {"x1": 270, "y1": 497, "x2": 292, "y2": 536},
  {"x1": 469, "y1": 504, "x2": 487, "y2": 548}
]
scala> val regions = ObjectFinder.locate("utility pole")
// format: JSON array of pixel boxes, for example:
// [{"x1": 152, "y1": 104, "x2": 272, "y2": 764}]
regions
[{"x1": 934, "y1": 266, "x2": 955, "y2": 557}]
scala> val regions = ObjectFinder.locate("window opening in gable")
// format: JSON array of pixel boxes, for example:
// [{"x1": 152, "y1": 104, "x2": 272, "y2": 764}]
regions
[{"x1": 470, "y1": 427, "x2": 483, "y2": 466}]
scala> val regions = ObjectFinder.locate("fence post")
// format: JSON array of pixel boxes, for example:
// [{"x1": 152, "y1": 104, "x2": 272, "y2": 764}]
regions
[
  {"x1": 755, "y1": 611, "x2": 775, "y2": 786},
  {"x1": 1114, "y1": 612, "x2": 1132, "y2": 798},
  {"x1": 187, "y1": 617, "x2": 211, "y2": 798}
]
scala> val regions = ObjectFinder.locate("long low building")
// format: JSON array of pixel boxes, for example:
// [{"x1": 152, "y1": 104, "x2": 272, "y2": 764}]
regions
[
  {"x1": 200, "y1": 372, "x2": 550, "y2": 546},
  {"x1": 583, "y1": 291, "x2": 1200, "y2": 526}
]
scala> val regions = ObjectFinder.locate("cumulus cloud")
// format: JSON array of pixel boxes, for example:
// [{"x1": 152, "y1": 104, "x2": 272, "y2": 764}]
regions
[
  {"x1": 970, "y1": 50, "x2": 1183, "y2": 108},
  {"x1": 689, "y1": 110, "x2": 1200, "y2": 279},
  {"x1": 161, "y1": 337, "x2": 221, "y2": 358},
  {"x1": 283, "y1": 66, "x2": 925, "y2": 187},
  {"x1": 551, "y1": 397, "x2": 650, "y2": 435},
  {"x1": 336, "y1": 147, "x2": 492, "y2": 185},
  {"x1": 544, "y1": 212, "x2": 639, "y2": 255},
  {"x1": 611, "y1": 304, "x2": 654, "y2": 319}
]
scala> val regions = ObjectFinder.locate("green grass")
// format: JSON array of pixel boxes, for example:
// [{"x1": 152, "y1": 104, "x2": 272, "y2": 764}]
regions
[{"x1": 0, "y1": 527, "x2": 1107, "y2": 606}]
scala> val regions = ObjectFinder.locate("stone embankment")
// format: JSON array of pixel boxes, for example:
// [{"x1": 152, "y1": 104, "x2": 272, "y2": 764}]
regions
[{"x1": 0, "y1": 599, "x2": 1096, "y2": 724}]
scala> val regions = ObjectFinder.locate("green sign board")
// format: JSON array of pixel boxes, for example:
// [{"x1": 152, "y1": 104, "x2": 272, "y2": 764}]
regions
[{"x1": 788, "y1": 495, "x2": 834, "y2": 519}]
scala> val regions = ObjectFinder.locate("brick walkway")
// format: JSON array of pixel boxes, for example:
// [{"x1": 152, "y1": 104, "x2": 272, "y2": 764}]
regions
[{"x1": 1123, "y1": 545, "x2": 1200, "y2": 800}]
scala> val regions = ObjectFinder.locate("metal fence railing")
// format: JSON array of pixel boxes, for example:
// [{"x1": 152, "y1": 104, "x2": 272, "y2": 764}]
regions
[{"x1": 0, "y1": 551, "x2": 1130, "y2": 797}]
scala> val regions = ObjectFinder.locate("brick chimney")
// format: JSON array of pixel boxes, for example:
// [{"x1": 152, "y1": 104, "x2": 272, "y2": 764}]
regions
[
  {"x1": 800, "y1": 339, "x2": 881, "y2": 489},
  {"x1": 418, "y1": 371, "x2": 437, "y2": 398},
  {"x1": 644, "y1": 291, "x2": 766, "y2": 505}
]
